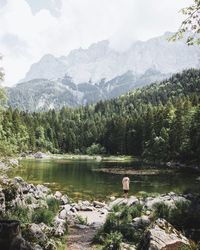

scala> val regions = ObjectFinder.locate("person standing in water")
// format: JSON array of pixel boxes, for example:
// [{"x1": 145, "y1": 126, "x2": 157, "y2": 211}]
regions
[{"x1": 122, "y1": 176, "x2": 130, "y2": 199}]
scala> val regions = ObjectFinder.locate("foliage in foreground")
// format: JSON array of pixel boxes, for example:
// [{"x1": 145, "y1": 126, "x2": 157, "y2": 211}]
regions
[{"x1": 94, "y1": 204, "x2": 144, "y2": 248}]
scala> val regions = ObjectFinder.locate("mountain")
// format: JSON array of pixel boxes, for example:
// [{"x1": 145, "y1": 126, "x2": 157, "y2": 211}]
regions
[
  {"x1": 22, "y1": 32, "x2": 200, "y2": 84},
  {"x1": 7, "y1": 32, "x2": 200, "y2": 111},
  {"x1": 20, "y1": 54, "x2": 68, "y2": 83},
  {"x1": 7, "y1": 69, "x2": 169, "y2": 111}
]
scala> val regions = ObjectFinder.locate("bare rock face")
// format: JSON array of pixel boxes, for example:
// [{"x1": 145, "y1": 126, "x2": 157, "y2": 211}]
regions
[
  {"x1": 140, "y1": 218, "x2": 191, "y2": 250},
  {"x1": 0, "y1": 220, "x2": 33, "y2": 250}
]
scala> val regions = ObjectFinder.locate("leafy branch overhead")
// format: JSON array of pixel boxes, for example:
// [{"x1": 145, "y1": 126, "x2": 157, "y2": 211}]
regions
[{"x1": 170, "y1": 0, "x2": 200, "y2": 45}]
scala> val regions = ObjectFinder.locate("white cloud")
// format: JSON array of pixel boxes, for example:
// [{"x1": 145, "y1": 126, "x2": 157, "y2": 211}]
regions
[{"x1": 0, "y1": 0, "x2": 193, "y2": 86}]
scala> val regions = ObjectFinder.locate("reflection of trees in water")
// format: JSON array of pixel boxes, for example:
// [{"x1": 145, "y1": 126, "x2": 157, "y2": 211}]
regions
[{"x1": 8, "y1": 160, "x2": 200, "y2": 200}]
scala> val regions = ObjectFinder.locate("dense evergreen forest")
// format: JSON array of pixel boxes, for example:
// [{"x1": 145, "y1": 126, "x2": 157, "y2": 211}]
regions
[{"x1": 0, "y1": 68, "x2": 200, "y2": 164}]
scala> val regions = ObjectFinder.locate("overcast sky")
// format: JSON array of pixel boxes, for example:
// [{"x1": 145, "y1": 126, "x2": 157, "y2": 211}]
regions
[{"x1": 0, "y1": 0, "x2": 193, "y2": 86}]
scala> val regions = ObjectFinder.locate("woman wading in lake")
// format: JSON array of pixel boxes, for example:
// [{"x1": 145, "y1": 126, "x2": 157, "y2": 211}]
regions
[{"x1": 122, "y1": 176, "x2": 130, "y2": 199}]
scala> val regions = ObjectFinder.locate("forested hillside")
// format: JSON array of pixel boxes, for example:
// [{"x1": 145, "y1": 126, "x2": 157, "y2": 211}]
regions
[{"x1": 1, "y1": 69, "x2": 200, "y2": 163}]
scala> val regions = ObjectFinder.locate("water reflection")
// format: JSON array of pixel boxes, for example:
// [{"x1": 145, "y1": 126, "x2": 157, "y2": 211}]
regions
[{"x1": 8, "y1": 159, "x2": 200, "y2": 201}]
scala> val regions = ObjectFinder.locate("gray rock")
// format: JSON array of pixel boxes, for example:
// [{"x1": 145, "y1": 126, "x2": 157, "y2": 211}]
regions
[
  {"x1": 33, "y1": 245, "x2": 43, "y2": 250},
  {"x1": 61, "y1": 194, "x2": 69, "y2": 204},
  {"x1": 110, "y1": 196, "x2": 116, "y2": 201},
  {"x1": 93, "y1": 200, "x2": 106, "y2": 208},
  {"x1": 127, "y1": 196, "x2": 138, "y2": 206},
  {"x1": 63, "y1": 204, "x2": 72, "y2": 212},
  {"x1": 108, "y1": 198, "x2": 127, "y2": 209},
  {"x1": 145, "y1": 210, "x2": 151, "y2": 216},
  {"x1": 90, "y1": 222, "x2": 102, "y2": 229},
  {"x1": 59, "y1": 209, "x2": 68, "y2": 220},
  {"x1": 9, "y1": 159, "x2": 19, "y2": 166},
  {"x1": 54, "y1": 225, "x2": 65, "y2": 237},
  {"x1": 144, "y1": 194, "x2": 188, "y2": 210},
  {"x1": 132, "y1": 215, "x2": 151, "y2": 228},
  {"x1": 70, "y1": 207, "x2": 77, "y2": 213},
  {"x1": 80, "y1": 205, "x2": 94, "y2": 211},
  {"x1": 140, "y1": 218, "x2": 191, "y2": 250},
  {"x1": 81, "y1": 200, "x2": 90, "y2": 206},
  {"x1": 54, "y1": 191, "x2": 62, "y2": 199},
  {"x1": 99, "y1": 208, "x2": 108, "y2": 215},
  {"x1": 36, "y1": 184, "x2": 50, "y2": 194},
  {"x1": 14, "y1": 176, "x2": 30, "y2": 194},
  {"x1": 120, "y1": 242, "x2": 136, "y2": 250},
  {"x1": 74, "y1": 204, "x2": 81, "y2": 211},
  {"x1": 75, "y1": 224, "x2": 89, "y2": 229},
  {"x1": 28, "y1": 224, "x2": 47, "y2": 242}
]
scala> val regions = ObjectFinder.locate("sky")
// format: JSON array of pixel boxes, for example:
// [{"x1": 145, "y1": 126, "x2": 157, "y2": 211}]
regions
[{"x1": 0, "y1": 0, "x2": 193, "y2": 86}]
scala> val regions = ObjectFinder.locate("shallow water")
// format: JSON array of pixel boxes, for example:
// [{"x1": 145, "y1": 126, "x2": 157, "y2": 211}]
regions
[{"x1": 8, "y1": 159, "x2": 200, "y2": 201}]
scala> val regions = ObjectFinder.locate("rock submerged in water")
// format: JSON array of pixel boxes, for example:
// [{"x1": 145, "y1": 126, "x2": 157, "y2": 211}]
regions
[{"x1": 140, "y1": 218, "x2": 191, "y2": 250}]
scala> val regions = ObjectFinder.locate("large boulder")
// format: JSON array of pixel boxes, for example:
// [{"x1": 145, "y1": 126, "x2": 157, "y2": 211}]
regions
[
  {"x1": 144, "y1": 193, "x2": 188, "y2": 210},
  {"x1": 25, "y1": 223, "x2": 48, "y2": 246},
  {"x1": 140, "y1": 218, "x2": 191, "y2": 250},
  {"x1": 54, "y1": 191, "x2": 62, "y2": 200},
  {"x1": 132, "y1": 215, "x2": 151, "y2": 229},
  {"x1": 108, "y1": 196, "x2": 139, "y2": 210},
  {"x1": 0, "y1": 220, "x2": 33, "y2": 250},
  {"x1": 61, "y1": 194, "x2": 69, "y2": 205}
]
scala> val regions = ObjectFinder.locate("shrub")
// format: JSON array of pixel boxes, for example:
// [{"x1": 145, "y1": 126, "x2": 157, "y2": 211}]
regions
[
  {"x1": 86, "y1": 143, "x2": 106, "y2": 155},
  {"x1": 46, "y1": 197, "x2": 60, "y2": 213},
  {"x1": 95, "y1": 204, "x2": 145, "y2": 246},
  {"x1": 103, "y1": 212, "x2": 119, "y2": 233},
  {"x1": 32, "y1": 208, "x2": 54, "y2": 225},
  {"x1": 128, "y1": 204, "x2": 143, "y2": 219},
  {"x1": 2, "y1": 206, "x2": 31, "y2": 224},
  {"x1": 103, "y1": 232, "x2": 123, "y2": 250},
  {"x1": 120, "y1": 206, "x2": 132, "y2": 224},
  {"x1": 153, "y1": 202, "x2": 170, "y2": 220}
]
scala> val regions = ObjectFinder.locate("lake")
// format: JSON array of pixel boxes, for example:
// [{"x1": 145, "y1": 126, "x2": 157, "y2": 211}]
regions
[{"x1": 8, "y1": 158, "x2": 200, "y2": 201}]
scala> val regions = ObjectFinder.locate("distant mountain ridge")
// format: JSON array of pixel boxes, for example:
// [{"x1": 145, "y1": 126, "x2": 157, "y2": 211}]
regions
[
  {"x1": 21, "y1": 32, "x2": 200, "y2": 84},
  {"x1": 7, "y1": 69, "x2": 169, "y2": 111},
  {"x1": 7, "y1": 32, "x2": 200, "y2": 111}
]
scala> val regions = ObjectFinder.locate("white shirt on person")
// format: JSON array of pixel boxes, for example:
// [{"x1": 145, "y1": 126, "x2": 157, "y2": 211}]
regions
[{"x1": 122, "y1": 177, "x2": 130, "y2": 190}]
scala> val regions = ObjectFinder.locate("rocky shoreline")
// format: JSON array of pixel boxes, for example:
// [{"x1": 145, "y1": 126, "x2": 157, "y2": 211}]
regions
[
  {"x1": 0, "y1": 157, "x2": 200, "y2": 249},
  {"x1": 0, "y1": 174, "x2": 199, "y2": 249}
]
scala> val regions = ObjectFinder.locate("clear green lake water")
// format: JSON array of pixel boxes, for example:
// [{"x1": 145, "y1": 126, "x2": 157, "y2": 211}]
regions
[{"x1": 8, "y1": 159, "x2": 200, "y2": 201}]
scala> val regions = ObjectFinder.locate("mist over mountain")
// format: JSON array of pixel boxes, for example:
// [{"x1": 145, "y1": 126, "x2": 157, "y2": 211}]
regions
[
  {"x1": 7, "y1": 32, "x2": 200, "y2": 111},
  {"x1": 21, "y1": 32, "x2": 200, "y2": 84}
]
